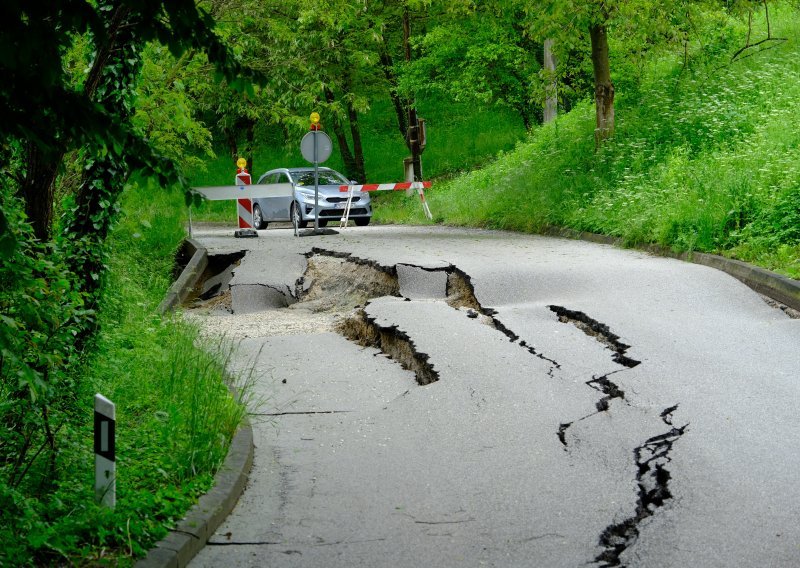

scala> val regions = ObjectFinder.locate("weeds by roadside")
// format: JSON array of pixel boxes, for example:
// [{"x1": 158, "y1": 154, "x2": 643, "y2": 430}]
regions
[{"x1": 0, "y1": 180, "x2": 253, "y2": 565}]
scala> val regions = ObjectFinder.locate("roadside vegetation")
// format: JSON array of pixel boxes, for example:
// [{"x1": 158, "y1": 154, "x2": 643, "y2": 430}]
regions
[
  {"x1": 374, "y1": 7, "x2": 800, "y2": 278},
  {"x1": 1, "y1": 0, "x2": 799, "y2": 565},
  {"x1": 0, "y1": 180, "x2": 247, "y2": 565}
]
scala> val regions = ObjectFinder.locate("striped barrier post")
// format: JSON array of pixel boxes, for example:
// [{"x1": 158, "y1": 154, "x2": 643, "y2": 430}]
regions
[
  {"x1": 94, "y1": 394, "x2": 116, "y2": 509},
  {"x1": 234, "y1": 167, "x2": 257, "y2": 238},
  {"x1": 339, "y1": 181, "x2": 432, "y2": 227}
]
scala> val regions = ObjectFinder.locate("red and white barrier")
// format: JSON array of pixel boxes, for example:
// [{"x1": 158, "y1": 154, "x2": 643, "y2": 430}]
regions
[
  {"x1": 339, "y1": 181, "x2": 433, "y2": 226},
  {"x1": 340, "y1": 181, "x2": 432, "y2": 192},
  {"x1": 235, "y1": 170, "x2": 253, "y2": 232}
]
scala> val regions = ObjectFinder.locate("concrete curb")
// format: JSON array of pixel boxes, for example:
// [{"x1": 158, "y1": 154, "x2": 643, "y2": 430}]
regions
[
  {"x1": 135, "y1": 422, "x2": 253, "y2": 568},
  {"x1": 158, "y1": 239, "x2": 209, "y2": 315},
  {"x1": 139, "y1": 239, "x2": 255, "y2": 568},
  {"x1": 543, "y1": 226, "x2": 800, "y2": 312}
]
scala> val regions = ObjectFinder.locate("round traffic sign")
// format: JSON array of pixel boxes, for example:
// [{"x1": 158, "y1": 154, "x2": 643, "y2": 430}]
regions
[{"x1": 301, "y1": 131, "x2": 332, "y2": 164}]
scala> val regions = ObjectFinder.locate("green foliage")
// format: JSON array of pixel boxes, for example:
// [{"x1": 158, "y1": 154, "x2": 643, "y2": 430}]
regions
[
  {"x1": 377, "y1": 5, "x2": 800, "y2": 278},
  {"x1": 133, "y1": 44, "x2": 216, "y2": 177},
  {"x1": 399, "y1": 5, "x2": 541, "y2": 128},
  {"x1": 0, "y1": 178, "x2": 249, "y2": 564},
  {"x1": 0, "y1": 191, "x2": 87, "y2": 490}
]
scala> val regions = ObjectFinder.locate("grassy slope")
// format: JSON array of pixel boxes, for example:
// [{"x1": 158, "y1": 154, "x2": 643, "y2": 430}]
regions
[
  {"x1": 87, "y1": 179, "x2": 248, "y2": 562},
  {"x1": 373, "y1": 11, "x2": 800, "y2": 279},
  {"x1": 0, "y1": 180, "x2": 248, "y2": 566}
]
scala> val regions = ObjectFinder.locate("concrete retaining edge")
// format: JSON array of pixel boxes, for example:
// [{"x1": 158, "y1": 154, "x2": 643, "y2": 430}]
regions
[
  {"x1": 158, "y1": 239, "x2": 209, "y2": 315},
  {"x1": 543, "y1": 226, "x2": 800, "y2": 312},
  {"x1": 139, "y1": 238, "x2": 255, "y2": 568}
]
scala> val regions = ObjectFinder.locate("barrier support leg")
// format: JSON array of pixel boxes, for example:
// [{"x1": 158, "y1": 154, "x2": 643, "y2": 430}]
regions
[
  {"x1": 340, "y1": 186, "x2": 355, "y2": 228},
  {"x1": 415, "y1": 183, "x2": 433, "y2": 220}
]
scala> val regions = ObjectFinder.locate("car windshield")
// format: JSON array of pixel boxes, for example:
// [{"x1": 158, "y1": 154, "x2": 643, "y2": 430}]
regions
[{"x1": 292, "y1": 170, "x2": 348, "y2": 186}]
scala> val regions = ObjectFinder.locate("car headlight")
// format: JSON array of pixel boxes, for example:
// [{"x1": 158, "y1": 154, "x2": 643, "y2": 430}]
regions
[{"x1": 297, "y1": 189, "x2": 316, "y2": 202}]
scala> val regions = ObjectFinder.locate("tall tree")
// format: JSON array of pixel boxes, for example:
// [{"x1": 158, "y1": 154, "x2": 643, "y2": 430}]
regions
[
  {"x1": 398, "y1": 0, "x2": 542, "y2": 130},
  {"x1": 525, "y1": 0, "x2": 617, "y2": 145},
  {"x1": 589, "y1": 16, "x2": 614, "y2": 144},
  {"x1": 543, "y1": 39, "x2": 558, "y2": 123},
  {"x1": 0, "y1": 0, "x2": 253, "y2": 243}
]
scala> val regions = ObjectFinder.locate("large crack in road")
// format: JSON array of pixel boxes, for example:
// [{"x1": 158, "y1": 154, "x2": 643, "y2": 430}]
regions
[
  {"x1": 549, "y1": 306, "x2": 640, "y2": 449},
  {"x1": 188, "y1": 248, "x2": 689, "y2": 567},
  {"x1": 546, "y1": 306, "x2": 688, "y2": 567},
  {"x1": 595, "y1": 415, "x2": 688, "y2": 567}
]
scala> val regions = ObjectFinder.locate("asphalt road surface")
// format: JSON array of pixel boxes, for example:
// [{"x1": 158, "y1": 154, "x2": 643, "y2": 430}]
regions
[{"x1": 187, "y1": 224, "x2": 799, "y2": 567}]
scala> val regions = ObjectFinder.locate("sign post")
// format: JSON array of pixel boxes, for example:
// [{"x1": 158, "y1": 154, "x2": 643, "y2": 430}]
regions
[
  {"x1": 94, "y1": 394, "x2": 116, "y2": 509},
  {"x1": 300, "y1": 112, "x2": 333, "y2": 235}
]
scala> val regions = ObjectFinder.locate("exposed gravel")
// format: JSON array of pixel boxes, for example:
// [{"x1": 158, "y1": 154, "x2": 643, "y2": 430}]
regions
[{"x1": 182, "y1": 255, "x2": 392, "y2": 339}]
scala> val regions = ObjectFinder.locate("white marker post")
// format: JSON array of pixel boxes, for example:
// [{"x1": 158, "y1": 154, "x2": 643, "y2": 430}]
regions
[{"x1": 94, "y1": 394, "x2": 116, "y2": 509}]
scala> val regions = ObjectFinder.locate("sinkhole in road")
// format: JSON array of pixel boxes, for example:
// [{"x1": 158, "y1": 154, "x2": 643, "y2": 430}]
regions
[
  {"x1": 297, "y1": 250, "x2": 400, "y2": 313},
  {"x1": 300, "y1": 250, "x2": 489, "y2": 386},
  {"x1": 186, "y1": 251, "x2": 245, "y2": 310}
]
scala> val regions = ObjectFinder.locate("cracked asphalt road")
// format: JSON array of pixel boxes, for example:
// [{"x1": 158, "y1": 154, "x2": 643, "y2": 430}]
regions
[{"x1": 187, "y1": 224, "x2": 800, "y2": 567}]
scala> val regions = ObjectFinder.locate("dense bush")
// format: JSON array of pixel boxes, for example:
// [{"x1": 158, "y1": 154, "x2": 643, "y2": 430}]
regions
[{"x1": 0, "y1": 181, "x2": 247, "y2": 565}]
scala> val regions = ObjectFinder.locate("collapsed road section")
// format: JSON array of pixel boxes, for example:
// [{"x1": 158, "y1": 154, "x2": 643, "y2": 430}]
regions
[
  {"x1": 188, "y1": 247, "x2": 690, "y2": 567},
  {"x1": 184, "y1": 225, "x2": 800, "y2": 568}
]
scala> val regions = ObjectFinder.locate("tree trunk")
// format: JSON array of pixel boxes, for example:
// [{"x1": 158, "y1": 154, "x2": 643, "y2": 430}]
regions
[
  {"x1": 347, "y1": 102, "x2": 366, "y2": 183},
  {"x1": 590, "y1": 24, "x2": 614, "y2": 146},
  {"x1": 323, "y1": 87, "x2": 358, "y2": 180},
  {"x1": 403, "y1": 9, "x2": 422, "y2": 181},
  {"x1": 63, "y1": 4, "x2": 141, "y2": 345},
  {"x1": 543, "y1": 38, "x2": 558, "y2": 124},
  {"x1": 379, "y1": 49, "x2": 409, "y2": 139},
  {"x1": 21, "y1": 145, "x2": 61, "y2": 242},
  {"x1": 19, "y1": 5, "x2": 131, "y2": 242}
]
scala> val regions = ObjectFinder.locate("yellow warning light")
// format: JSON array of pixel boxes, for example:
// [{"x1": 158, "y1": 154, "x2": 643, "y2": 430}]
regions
[
  {"x1": 236, "y1": 157, "x2": 247, "y2": 169},
  {"x1": 310, "y1": 112, "x2": 321, "y2": 124}
]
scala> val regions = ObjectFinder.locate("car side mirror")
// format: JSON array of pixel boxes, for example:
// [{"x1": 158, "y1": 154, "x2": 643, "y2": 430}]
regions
[{"x1": 350, "y1": 180, "x2": 358, "y2": 185}]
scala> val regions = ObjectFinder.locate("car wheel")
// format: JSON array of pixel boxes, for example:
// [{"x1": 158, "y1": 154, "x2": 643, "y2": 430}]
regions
[
  {"x1": 252, "y1": 204, "x2": 266, "y2": 230},
  {"x1": 354, "y1": 217, "x2": 371, "y2": 226},
  {"x1": 291, "y1": 202, "x2": 308, "y2": 229}
]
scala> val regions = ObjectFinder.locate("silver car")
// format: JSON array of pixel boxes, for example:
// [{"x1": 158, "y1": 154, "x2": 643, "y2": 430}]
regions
[{"x1": 253, "y1": 167, "x2": 372, "y2": 229}]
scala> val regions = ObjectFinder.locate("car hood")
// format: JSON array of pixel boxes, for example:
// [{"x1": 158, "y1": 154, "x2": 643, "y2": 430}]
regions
[{"x1": 297, "y1": 184, "x2": 369, "y2": 198}]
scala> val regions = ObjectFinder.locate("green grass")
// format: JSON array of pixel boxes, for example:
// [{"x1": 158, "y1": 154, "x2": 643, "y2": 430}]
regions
[
  {"x1": 0, "y1": 179, "x2": 251, "y2": 566},
  {"x1": 375, "y1": 9, "x2": 800, "y2": 279}
]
